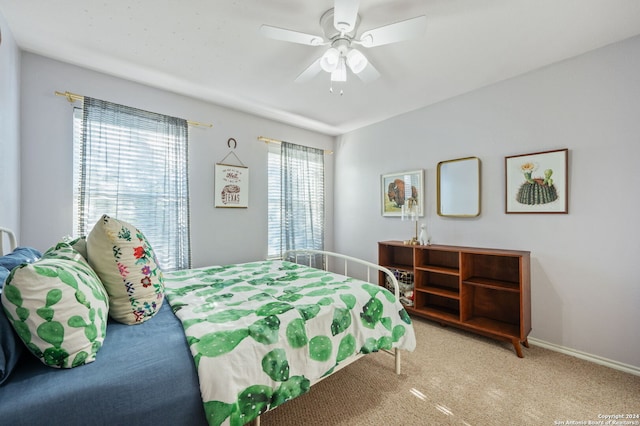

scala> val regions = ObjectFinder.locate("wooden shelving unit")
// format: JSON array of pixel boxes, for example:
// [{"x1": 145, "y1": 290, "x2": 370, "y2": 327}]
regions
[{"x1": 378, "y1": 241, "x2": 531, "y2": 357}]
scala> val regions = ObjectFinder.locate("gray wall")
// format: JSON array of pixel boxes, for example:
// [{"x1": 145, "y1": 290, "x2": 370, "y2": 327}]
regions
[
  {"x1": 18, "y1": 53, "x2": 334, "y2": 267},
  {"x1": 0, "y1": 13, "x2": 20, "y2": 241},
  {"x1": 334, "y1": 35, "x2": 640, "y2": 370}
]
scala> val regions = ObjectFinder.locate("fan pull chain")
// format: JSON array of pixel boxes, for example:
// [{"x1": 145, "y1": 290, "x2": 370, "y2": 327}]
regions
[{"x1": 329, "y1": 82, "x2": 344, "y2": 96}]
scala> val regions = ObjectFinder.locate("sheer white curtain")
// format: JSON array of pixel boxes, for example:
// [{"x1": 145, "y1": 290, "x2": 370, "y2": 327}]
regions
[
  {"x1": 73, "y1": 97, "x2": 191, "y2": 270},
  {"x1": 267, "y1": 141, "x2": 325, "y2": 264}
]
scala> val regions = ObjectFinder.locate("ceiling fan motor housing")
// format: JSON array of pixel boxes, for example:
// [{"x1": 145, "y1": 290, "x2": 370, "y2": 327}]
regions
[
  {"x1": 320, "y1": 9, "x2": 360, "y2": 41},
  {"x1": 332, "y1": 38, "x2": 351, "y2": 54}
]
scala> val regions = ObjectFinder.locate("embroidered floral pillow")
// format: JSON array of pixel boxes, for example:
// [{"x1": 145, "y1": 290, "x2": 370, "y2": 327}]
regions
[
  {"x1": 1, "y1": 243, "x2": 109, "y2": 368},
  {"x1": 86, "y1": 215, "x2": 164, "y2": 325}
]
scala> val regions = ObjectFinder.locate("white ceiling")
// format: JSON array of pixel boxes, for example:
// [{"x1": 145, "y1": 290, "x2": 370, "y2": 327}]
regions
[{"x1": 2, "y1": 0, "x2": 640, "y2": 136}]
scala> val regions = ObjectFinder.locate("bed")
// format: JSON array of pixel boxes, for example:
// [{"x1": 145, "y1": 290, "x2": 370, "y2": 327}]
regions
[{"x1": 0, "y1": 226, "x2": 416, "y2": 426}]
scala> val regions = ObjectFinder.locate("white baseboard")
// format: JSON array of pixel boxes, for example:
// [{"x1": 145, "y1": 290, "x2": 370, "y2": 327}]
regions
[{"x1": 528, "y1": 337, "x2": 640, "y2": 376}]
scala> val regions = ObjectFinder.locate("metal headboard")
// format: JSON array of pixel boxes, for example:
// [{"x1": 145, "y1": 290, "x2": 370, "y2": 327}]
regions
[{"x1": 0, "y1": 227, "x2": 18, "y2": 255}]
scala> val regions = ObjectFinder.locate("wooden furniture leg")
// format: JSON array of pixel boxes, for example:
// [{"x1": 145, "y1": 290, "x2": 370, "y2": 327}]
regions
[{"x1": 512, "y1": 339, "x2": 524, "y2": 358}]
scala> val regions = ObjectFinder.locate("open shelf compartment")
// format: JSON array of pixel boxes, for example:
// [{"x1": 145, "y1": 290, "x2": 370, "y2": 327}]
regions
[
  {"x1": 379, "y1": 242, "x2": 414, "y2": 271},
  {"x1": 461, "y1": 252, "x2": 521, "y2": 290},
  {"x1": 414, "y1": 269, "x2": 459, "y2": 298},
  {"x1": 461, "y1": 284, "x2": 521, "y2": 338},
  {"x1": 414, "y1": 291, "x2": 460, "y2": 322},
  {"x1": 415, "y1": 247, "x2": 460, "y2": 274}
]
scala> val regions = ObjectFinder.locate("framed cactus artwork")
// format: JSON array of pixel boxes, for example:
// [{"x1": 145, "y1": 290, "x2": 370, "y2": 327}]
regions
[{"x1": 505, "y1": 148, "x2": 568, "y2": 213}]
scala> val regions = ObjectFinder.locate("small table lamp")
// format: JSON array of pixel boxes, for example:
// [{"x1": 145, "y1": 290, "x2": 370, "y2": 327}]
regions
[{"x1": 401, "y1": 198, "x2": 419, "y2": 245}]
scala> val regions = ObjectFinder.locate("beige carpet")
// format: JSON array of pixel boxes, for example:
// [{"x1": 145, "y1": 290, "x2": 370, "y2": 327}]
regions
[{"x1": 260, "y1": 316, "x2": 640, "y2": 425}]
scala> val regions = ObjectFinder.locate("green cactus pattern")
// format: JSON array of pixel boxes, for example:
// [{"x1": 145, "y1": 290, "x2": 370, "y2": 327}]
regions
[
  {"x1": 336, "y1": 334, "x2": 356, "y2": 362},
  {"x1": 261, "y1": 349, "x2": 289, "y2": 381},
  {"x1": 330, "y1": 307, "x2": 352, "y2": 336},
  {"x1": 249, "y1": 315, "x2": 280, "y2": 345},
  {"x1": 163, "y1": 260, "x2": 416, "y2": 426},
  {"x1": 285, "y1": 318, "x2": 308, "y2": 348},
  {"x1": 270, "y1": 375, "x2": 310, "y2": 408}
]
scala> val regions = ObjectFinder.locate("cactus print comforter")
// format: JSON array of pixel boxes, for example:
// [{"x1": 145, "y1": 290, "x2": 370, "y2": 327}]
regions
[{"x1": 163, "y1": 260, "x2": 416, "y2": 426}]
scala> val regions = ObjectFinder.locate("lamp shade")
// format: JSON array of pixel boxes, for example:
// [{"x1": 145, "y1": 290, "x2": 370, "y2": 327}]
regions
[
  {"x1": 320, "y1": 48, "x2": 340, "y2": 72},
  {"x1": 331, "y1": 57, "x2": 347, "y2": 82},
  {"x1": 346, "y1": 49, "x2": 368, "y2": 74},
  {"x1": 401, "y1": 201, "x2": 418, "y2": 221}
]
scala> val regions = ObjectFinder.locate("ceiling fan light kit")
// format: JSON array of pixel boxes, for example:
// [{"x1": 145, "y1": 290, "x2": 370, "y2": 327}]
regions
[
  {"x1": 331, "y1": 57, "x2": 347, "y2": 82},
  {"x1": 320, "y1": 47, "x2": 340, "y2": 72},
  {"x1": 260, "y1": 0, "x2": 426, "y2": 90},
  {"x1": 346, "y1": 49, "x2": 367, "y2": 74}
]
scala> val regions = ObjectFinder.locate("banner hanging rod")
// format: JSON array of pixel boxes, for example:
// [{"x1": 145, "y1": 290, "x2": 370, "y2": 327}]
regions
[
  {"x1": 54, "y1": 91, "x2": 213, "y2": 128},
  {"x1": 257, "y1": 136, "x2": 333, "y2": 154}
]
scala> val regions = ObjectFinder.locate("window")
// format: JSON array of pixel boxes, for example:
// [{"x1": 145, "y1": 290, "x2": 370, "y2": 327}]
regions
[
  {"x1": 73, "y1": 97, "x2": 191, "y2": 270},
  {"x1": 267, "y1": 141, "x2": 325, "y2": 259}
]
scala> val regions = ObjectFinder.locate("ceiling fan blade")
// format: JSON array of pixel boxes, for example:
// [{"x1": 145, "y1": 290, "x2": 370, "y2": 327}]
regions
[
  {"x1": 359, "y1": 15, "x2": 427, "y2": 47},
  {"x1": 355, "y1": 61, "x2": 380, "y2": 84},
  {"x1": 333, "y1": 0, "x2": 360, "y2": 32},
  {"x1": 295, "y1": 58, "x2": 323, "y2": 83},
  {"x1": 260, "y1": 25, "x2": 324, "y2": 46}
]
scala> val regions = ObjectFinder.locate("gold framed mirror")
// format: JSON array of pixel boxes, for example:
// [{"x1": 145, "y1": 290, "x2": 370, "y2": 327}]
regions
[{"x1": 437, "y1": 157, "x2": 481, "y2": 217}]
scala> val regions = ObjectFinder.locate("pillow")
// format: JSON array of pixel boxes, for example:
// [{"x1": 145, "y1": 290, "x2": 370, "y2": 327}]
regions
[
  {"x1": 86, "y1": 214, "x2": 164, "y2": 325},
  {"x1": 0, "y1": 300, "x2": 23, "y2": 385},
  {"x1": 0, "y1": 246, "x2": 42, "y2": 271},
  {"x1": 64, "y1": 235, "x2": 88, "y2": 260},
  {"x1": 0, "y1": 266, "x2": 9, "y2": 290},
  {"x1": 1, "y1": 243, "x2": 109, "y2": 369},
  {"x1": 0, "y1": 248, "x2": 41, "y2": 383}
]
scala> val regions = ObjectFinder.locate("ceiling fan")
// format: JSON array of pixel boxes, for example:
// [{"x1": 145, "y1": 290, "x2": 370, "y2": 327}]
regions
[{"x1": 260, "y1": 0, "x2": 427, "y2": 88}]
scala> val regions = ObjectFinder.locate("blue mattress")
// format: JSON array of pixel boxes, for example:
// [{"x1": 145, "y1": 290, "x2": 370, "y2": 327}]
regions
[{"x1": 0, "y1": 303, "x2": 207, "y2": 426}]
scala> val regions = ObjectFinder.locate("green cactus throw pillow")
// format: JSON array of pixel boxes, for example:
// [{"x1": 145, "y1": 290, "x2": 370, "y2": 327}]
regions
[
  {"x1": 86, "y1": 215, "x2": 164, "y2": 325},
  {"x1": 0, "y1": 243, "x2": 109, "y2": 368}
]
